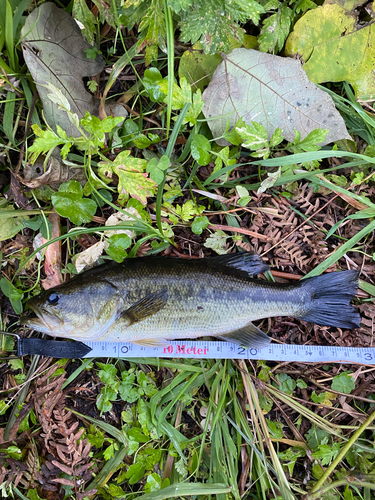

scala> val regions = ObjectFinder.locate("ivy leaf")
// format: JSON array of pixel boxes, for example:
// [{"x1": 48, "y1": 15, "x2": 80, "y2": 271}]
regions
[
  {"x1": 331, "y1": 373, "x2": 355, "y2": 394},
  {"x1": 191, "y1": 215, "x2": 209, "y2": 235},
  {"x1": 191, "y1": 134, "x2": 211, "y2": 166},
  {"x1": 51, "y1": 180, "x2": 97, "y2": 225},
  {"x1": 99, "y1": 150, "x2": 157, "y2": 206}
]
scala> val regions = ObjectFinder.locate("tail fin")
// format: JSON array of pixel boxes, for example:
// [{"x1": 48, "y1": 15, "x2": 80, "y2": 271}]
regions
[{"x1": 298, "y1": 270, "x2": 361, "y2": 329}]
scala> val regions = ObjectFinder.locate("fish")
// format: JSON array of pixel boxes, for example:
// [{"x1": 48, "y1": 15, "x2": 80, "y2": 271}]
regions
[{"x1": 22, "y1": 253, "x2": 361, "y2": 348}]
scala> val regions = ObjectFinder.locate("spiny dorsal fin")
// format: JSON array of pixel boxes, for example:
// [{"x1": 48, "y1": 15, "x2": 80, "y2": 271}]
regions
[{"x1": 209, "y1": 252, "x2": 269, "y2": 276}]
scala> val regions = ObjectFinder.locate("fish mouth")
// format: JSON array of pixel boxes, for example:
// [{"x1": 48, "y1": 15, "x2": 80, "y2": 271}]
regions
[{"x1": 22, "y1": 305, "x2": 63, "y2": 334}]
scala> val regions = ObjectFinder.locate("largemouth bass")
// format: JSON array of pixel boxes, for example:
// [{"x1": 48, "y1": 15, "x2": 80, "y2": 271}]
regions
[{"x1": 22, "y1": 253, "x2": 361, "y2": 348}]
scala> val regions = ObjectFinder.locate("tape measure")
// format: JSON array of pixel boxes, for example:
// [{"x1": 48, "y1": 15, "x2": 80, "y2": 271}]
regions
[
  {"x1": 3, "y1": 332, "x2": 374, "y2": 363},
  {"x1": 83, "y1": 340, "x2": 375, "y2": 364}
]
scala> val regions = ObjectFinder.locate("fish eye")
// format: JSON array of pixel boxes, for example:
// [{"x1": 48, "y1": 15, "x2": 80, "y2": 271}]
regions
[{"x1": 47, "y1": 293, "x2": 59, "y2": 305}]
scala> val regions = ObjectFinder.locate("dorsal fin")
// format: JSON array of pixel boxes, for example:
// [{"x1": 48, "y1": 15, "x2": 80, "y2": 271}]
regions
[{"x1": 209, "y1": 252, "x2": 269, "y2": 276}]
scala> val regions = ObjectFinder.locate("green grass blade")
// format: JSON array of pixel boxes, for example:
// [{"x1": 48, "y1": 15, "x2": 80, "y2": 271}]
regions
[
  {"x1": 136, "y1": 483, "x2": 232, "y2": 500},
  {"x1": 303, "y1": 219, "x2": 375, "y2": 278},
  {"x1": 163, "y1": 0, "x2": 174, "y2": 138},
  {"x1": 257, "y1": 150, "x2": 375, "y2": 167},
  {"x1": 5, "y1": 0, "x2": 17, "y2": 71}
]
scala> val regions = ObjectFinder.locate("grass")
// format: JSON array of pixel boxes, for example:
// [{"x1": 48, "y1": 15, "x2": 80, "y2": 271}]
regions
[{"x1": 0, "y1": 1, "x2": 375, "y2": 500}]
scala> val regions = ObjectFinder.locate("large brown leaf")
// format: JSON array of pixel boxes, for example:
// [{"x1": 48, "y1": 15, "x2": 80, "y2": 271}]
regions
[
  {"x1": 202, "y1": 48, "x2": 350, "y2": 146},
  {"x1": 21, "y1": 3, "x2": 124, "y2": 137}
]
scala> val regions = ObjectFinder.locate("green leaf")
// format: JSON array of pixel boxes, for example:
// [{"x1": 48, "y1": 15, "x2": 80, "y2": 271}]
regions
[
  {"x1": 28, "y1": 124, "x2": 68, "y2": 161},
  {"x1": 132, "y1": 133, "x2": 161, "y2": 149},
  {"x1": 80, "y1": 112, "x2": 124, "y2": 146},
  {"x1": 191, "y1": 215, "x2": 209, "y2": 235},
  {"x1": 126, "y1": 462, "x2": 146, "y2": 484},
  {"x1": 146, "y1": 155, "x2": 170, "y2": 185},
  {"x1": 237, "y1": 122, "x2": 268, "y2": 150},
  {"x1": 0, "y1": 277, "x2": 24, "y2": 314},
  {"x1": 179, "y1": 0, "x2": 264, "y2": 54},
  {"x1": 105, "y1": 234, "x2": 132, "y2": 263},
  {"x1": 312, "y1": 442, "x2": 340, "y2": 466},
  {"x1": 285, "y1": 1, "x2": 375, "y2": 97},
  {"x1": 128, "y1": 428, "x2": 149, "y2": 443},
  {"x1": 137, "y1": 0, "x2": 166, "y2": 65},
  {"x1": 259, "y1": 4, "x2": 293, "y2": 53},
  {"x1": 144, "y1": 473, "x2": 162, "y2": 493},
  {"x1": 273, "y1": 373, "x2": 296, "y2": 395},
  {"x1": 266, "y1": 418, "x2": 284, "y2": 439},
  {"x1": 331, "y1": 372, "x2": 355, "y2": 394},
  {"x1": 289, "y1": 128, "x2": 329, "y2": 153},
  {"x1": 305, "y1": 426, "x2": 329, "y2": 450},
  {"x1": 52, "y1": 180, "x2": 97, "y2": 225},
  {"x1": 0, "y1": 205, "x2": 28, "y2": 242},
  {"x1": 191, "y1": 134, "x2": 211, "y2": 166},
  {"x1": 99, "y1": 151, "x2": 157, "y2": 206},
  {"x1": 296, "y1": 379, "x2": 307, "y2": 389},
  {"x1": 143, "y1": 68, "x2": 166, "y2": 102},
  {"x1": 203, "y1": 230, "x2": 228, "y2": 255},
  {"x1": 8, "y1": 359, "x2": 24, "y2": 371},
  {"x1": 72, "y1": 0, "x2": 98, "y2": 45}
]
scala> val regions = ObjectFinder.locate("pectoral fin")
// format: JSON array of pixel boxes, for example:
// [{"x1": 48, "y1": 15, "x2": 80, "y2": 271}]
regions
[
  {"x1": 121, "y1": 290, "x2": 169, "y2": 326},
  {"x1": 219, "y1": 322, "x2": 270, "y2": 348}
]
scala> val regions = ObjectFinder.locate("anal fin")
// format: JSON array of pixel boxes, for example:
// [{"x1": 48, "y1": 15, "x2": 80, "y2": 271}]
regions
[{"x1": 219, "y1": 322, "x2": 271, "y2": 348}]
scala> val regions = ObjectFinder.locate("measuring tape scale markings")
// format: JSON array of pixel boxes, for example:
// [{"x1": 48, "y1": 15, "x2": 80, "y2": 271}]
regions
[{"x1": 82, "y1": 340, "x2": 375, "y2": 364}]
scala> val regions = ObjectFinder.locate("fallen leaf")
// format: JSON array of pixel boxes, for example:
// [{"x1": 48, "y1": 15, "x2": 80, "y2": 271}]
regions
[
  {"x1": 21, "y1": 3, "x2": 125, "y2": 137},
  {"x1": 104, "y1": 208, "x2": 141, "y2": 238},
  {"x1": 285, "y1": 0, "x2": 375, "y2": 98},
  {"x1": 75, "y1": 240, "x2": 109, "y2": 273},
  {"x1": 21, "y1": 154, "x2": 86, "y2": 189},
  {"x1": 202, "y1": 48, "x2": 350, "y2": 146}
]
